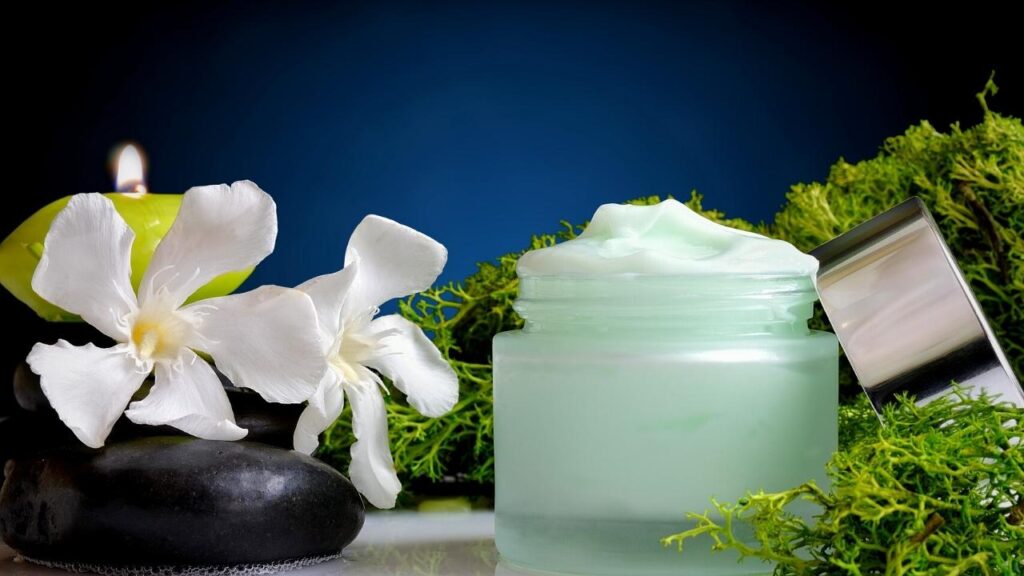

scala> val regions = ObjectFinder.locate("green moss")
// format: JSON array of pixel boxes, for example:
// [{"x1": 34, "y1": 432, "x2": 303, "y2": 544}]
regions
[
  {"x1": 320, "y1": 82, "x2": 1023, "y2": 496},
  {"x1": 662, "y1": 390, "x2": 1024, "y2": 574}
]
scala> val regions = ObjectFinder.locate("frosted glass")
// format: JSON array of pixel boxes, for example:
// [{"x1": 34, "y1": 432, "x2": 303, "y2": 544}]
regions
[{"x1": 493, "y1": 289, "x2": 838, "y2": 574}]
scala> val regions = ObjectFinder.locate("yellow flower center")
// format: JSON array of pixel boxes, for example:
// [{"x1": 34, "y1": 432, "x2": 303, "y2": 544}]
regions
[
  {"x1": 328, "y1": 311, "x2": 387, "y2": 384},
  {"x1": 130, "y1": 308, "x2": 192, "y2": 362},
  {"x1": 330, "y1": 330, "x2": 377, "y2": 383}
]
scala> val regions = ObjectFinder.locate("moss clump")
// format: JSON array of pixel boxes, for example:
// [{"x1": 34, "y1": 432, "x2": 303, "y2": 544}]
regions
[
  {"x1": 319, "y1": 82, "x2": 1023, "y2": 493},
  {"x1": 662, "y1": 390, "x2": 1024, "y2": 574}
]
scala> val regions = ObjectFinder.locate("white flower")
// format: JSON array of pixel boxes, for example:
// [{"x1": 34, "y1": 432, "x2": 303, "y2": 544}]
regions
[
  {"x1": 27, "y1": 182, "x2": 326, "y2": 449},
  {"x1": 293, "y1": 215, "x2": 459, "y2": 508}
]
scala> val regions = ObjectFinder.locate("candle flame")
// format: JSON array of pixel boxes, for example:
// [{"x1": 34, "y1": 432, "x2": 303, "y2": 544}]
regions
[{"x1": 114, "y1": 143, "x2": 147, "y2": 195}]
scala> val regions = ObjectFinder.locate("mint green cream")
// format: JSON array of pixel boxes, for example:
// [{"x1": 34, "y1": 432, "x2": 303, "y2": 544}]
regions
[{"x1": 493, "y1": 200, "x2": 838, "y2": 575}]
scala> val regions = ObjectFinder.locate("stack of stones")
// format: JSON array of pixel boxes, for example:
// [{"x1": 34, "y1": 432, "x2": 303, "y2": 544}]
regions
[{"x1": 0, "y1": 323, "x2": 364, "y2": 574}]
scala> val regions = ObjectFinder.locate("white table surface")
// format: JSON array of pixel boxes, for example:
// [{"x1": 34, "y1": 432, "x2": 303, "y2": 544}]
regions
[{"x1": 0, "y1": 511, "x2": 516, "y2": 576}]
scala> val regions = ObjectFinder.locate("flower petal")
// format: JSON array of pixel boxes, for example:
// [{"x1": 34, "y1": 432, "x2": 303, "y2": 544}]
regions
[
  {"x1": 344, "y1": 215, "x2": 446, "y2": 312},
  {"x1": 31, "y1": 193, "x2": 138, "y2": 340},
  {"x1": 185, "y1": 285, "x2": 325, "y2": 404},
  {"x1": 295, "y1": 264, "x2": 358, "y2": 340},
  {"x1": 346, "y1": 379, "x2": 401, "y2": 509},
  {"x1": 293, "y1": 370, "x2": 345, "y2": 455},
  {"x1": 139, "y1": 181, "x2": 276, "y2": 309},
  {"x1": 27, "y1": 341, "x2": 146, "y2": 448},
  {"x1": 125, "y1": 348, "x2": 247, "y2": 441},
  {"x1": 365, "y1": 314, "x2": 458, "y2": 417}
]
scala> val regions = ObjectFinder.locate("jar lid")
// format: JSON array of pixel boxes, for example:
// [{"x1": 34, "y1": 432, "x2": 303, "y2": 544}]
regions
[{"x1": 811, "y1": 197, "x2": 1023, "y2": 413}]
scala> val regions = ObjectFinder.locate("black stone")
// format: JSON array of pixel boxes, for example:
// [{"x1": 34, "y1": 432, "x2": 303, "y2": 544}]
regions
[
  {"x1": 218, "y1": 386, "x2": 306, "y2": 449},
  {"x1": 0, "y1": 414, "x2": 78, "y2": 464},
  {"x1": 0, "y1": 436, "x2": 365, "y2": 566},
  {"x1": 12, "y1": 362, "x2": 51, "y2": 414}
]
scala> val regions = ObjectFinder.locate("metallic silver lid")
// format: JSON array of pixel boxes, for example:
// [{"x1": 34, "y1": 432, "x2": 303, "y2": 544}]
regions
[{"x1": 811, "y1": 197, "x2": 1023, "y2": 412}]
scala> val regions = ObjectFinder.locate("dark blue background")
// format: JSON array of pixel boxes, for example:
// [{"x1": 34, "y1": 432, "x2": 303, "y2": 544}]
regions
[{"x1": 7, "y1": 1, "x2": 1021, "y2": 290}]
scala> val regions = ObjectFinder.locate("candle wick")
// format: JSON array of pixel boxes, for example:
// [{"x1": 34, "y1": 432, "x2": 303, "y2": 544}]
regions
[{"x1": 119, "y1": 183, "x2": 148, "y2": 198}]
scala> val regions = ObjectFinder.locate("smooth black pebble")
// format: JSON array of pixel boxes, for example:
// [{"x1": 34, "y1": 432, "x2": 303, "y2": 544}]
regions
[{"x1": 0, "y1": 436, "x2": 364, "y2": 567}]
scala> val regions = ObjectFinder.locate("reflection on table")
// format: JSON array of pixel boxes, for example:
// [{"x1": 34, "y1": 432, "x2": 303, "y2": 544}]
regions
[{"x1": 0, "y1": 511, "x2": 497, "y2": 576}]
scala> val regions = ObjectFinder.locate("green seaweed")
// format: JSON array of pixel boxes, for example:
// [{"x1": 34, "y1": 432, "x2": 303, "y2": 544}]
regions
[{"x1": 662, "y1": 390, "x2": 1024, "y2": 575}]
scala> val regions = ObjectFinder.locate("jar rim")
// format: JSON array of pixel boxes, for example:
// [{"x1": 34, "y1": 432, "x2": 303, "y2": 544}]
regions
[
  {"x1": 517, "y1": 272, "x2": 817, "y2": 300},
  {"x1": 514, "y1": 272, "x2": 819, "y2": 333}
]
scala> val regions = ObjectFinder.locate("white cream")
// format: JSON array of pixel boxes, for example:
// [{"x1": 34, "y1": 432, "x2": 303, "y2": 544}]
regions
[{"x1": 517, "y1": 198, "x2": 818, "y2": 277}]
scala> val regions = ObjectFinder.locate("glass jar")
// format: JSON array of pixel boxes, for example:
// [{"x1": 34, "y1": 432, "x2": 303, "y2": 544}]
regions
[{"x1": 493, "y1": 273, "x2": 837, "y2": 575}]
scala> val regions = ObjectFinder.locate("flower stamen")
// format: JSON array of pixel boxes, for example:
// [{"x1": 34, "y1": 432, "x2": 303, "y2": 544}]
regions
[{"x1": 129, "y1": 307, "x2": 193, "y2": 362}]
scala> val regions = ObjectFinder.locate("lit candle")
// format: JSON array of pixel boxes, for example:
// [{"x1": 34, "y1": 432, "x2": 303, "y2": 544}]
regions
[
  {"x1": 114, "y1": 144, "x2": 148, "y2": 195},
  {"x1": 0, "y1": 144, "x2": 252, "y2": 321}
]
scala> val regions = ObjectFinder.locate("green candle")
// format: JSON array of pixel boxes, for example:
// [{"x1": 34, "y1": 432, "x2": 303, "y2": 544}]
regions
[
  {"x1": 0, "y1": 145, "x2": 251, "y2": 321},
  {"x1": 493, "y1": 199, "x2": 838, "y2": 575}
]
